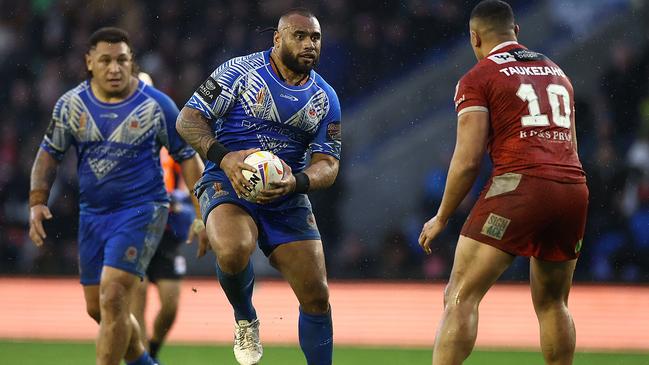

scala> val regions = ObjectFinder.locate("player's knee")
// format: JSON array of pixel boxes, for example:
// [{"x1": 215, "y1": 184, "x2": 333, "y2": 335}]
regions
[
  {"x1": 443, "y1": 284, "x2": 478, "y2": 311},
  {"x1": 159, "y1": 307, "x2": 179, "y2": 325},
  {"x1": 298, "y1": 282, "x2": 330, "y2": 314},
  {"x1": 216, "y1": 248, "x2": 252, "y2": 273},
  {"x1": 160, "y1": 300, "x2": 179, "y2": 318},
  {"x1": 533, "y1": 293, "x2": 568, "y2": 313},
  {"x1": 100, "y1": 281, "x2": 129, "y2": 314}
]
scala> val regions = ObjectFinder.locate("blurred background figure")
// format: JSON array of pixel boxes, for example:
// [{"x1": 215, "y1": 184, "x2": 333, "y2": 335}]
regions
[{"x1": 132, "y1": 148, "x2": 195, "y2": 363}]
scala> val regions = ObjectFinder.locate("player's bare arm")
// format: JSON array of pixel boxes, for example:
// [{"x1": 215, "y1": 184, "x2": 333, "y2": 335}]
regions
[
  {"x1": 256, "y1": 153, "x2": 339, "y2": 204},
  {"x1": 176, "y1": 107, "x2": 258, "y2": 198},
  {"x1": 419, "y1": 110, "x2": 489, "y2": 254},
  {"x1": 176, "y1": 107, "x2": 217, "y2": 158},
  {"x1": 178, "y1": 154, "x2": 211, "y2": 257},
  {"x1": 28, "y1": 148, "x2": 59, "y2": 246}
]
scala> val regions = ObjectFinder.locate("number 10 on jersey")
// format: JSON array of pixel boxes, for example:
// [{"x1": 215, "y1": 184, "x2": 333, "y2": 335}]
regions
[{"x1": 517, "y1": 83, "x2": 571, "y2": 128}]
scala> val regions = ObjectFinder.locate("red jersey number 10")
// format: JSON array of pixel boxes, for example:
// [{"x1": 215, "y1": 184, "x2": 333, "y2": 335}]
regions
[{"x1": 516, "y1": 83, "x2": 571, "y2": 128}]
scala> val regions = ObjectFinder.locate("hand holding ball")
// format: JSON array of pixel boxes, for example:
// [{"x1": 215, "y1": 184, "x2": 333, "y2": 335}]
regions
[{"x1": 241, "y1": 151, "x2": 284, "y2": 202}]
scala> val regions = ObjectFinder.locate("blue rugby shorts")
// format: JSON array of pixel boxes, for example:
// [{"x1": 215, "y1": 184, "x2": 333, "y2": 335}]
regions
[
  {"x1": 195, "y1": 172, "x2": 321, "y2": 256},
  {"x1": 78, "y1": 202, "x2": 168, "y2": 285}
]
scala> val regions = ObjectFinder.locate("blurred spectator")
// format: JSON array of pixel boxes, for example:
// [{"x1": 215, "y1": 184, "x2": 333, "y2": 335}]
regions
[{"x1": 0, "y1": 0, "x2": 646, "y2": 283}]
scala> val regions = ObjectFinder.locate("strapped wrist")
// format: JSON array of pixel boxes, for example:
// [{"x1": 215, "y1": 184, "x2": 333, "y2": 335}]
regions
[
  {"x1": 294, "y1": 172, "x2": 310, "y2": 194},
  {"x1": 29, "y1": 189, "x2": 50, "y2": 207},
  {"x1": 206, "y1": 142, "x2": 230, "y2": 168}
]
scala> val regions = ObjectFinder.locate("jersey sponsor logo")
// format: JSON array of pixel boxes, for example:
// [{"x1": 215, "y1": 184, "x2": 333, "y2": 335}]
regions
[
  {"x1": 100, "y1": 112, "x2": 119, "y2": 119},
  {"x1": 454, "y1": 94, "x2": 466, "y2": 109},
  {"x1": 123, "y1": 246, "x2": 138, "y2": 263},
  {"x1": 197, "y1": 76, "x2": 222, "y2": 103},
  {"x1": 480, "y1": 213, "x2": 511, "y2": 240},
  {"x1": 488, "y1": 52, "x2": 517, "y2": 64},
  {"x1": 510, "y1": 49, "x2": 545, "y2": 62},
  {"x1": 327, "y1": 122, "x2": 341, "y2": 142},
  {"x1": 280, "y1": 93, "x2": 299, "y2": 102},
  {"x1": 519, "y1": 129, "x2": 572, "y2": 141}
]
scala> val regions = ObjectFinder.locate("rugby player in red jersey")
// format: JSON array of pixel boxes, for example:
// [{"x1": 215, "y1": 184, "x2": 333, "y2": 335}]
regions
[{"x1": 418, "y1": 1, "x2": 588, "y2": 364}]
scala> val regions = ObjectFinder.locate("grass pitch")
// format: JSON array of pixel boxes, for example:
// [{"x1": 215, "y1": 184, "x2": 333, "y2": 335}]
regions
[{"x1": 1, "y1": 340, "x2": 647, "y2": 364}]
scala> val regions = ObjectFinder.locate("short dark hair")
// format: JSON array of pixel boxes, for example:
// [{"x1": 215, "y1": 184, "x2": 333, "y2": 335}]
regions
[
  {"x1": 280, "y1": 7, "x2": 316, "y2": 21},
  {"x1": 470, "y1": 0, "x2": 515, "y2": 32},
  {"x1": 86, "y1": 27, "x2": 138, "y2": 78},
  {"x1": 89, "y1": 27, "x2": 132, "y2": 50}
]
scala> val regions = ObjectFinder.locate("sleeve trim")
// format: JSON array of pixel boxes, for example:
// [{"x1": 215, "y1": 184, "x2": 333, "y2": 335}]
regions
[{"x1": 458, "y1": 106, "x2": 489, "y2": 117}]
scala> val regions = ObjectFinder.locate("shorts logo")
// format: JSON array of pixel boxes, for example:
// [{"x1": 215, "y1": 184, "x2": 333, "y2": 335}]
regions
[
  {"x1": 306, "y1": 213, "x2": 317, "y2": 229},
  {"x1": 174, "y1": 256, "x2": 187, "y2": 275},
  {"x1": 124, "y1": 246, "x2": 138, "y2": 263},
  {"x1": 575, "y1": 239, "x2": 583, "y2": 254},
  {"x1": 481, "y1": 213, "x2": 511, "y2": 240},
  {"x1": 212, "y1": 182, "x2": 229, "y2": 198}
]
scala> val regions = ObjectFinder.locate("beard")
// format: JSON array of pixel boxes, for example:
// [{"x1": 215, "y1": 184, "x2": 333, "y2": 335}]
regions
[{"x1": 280, "y1": 47, "x2": 319, "y2": 75}]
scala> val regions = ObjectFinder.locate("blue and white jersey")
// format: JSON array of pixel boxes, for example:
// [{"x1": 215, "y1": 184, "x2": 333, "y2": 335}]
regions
[
  {"x1": 41, "y1": 80, "x2": 196, "y2": 214},
  {"x1": 185, "y1": 48, "x2": 341, "y2": 178}
]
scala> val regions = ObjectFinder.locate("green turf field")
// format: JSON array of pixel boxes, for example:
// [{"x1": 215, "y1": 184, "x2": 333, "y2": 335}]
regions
[{"x1": 1, "y1": 340, "x2": 647, "y2": 364}]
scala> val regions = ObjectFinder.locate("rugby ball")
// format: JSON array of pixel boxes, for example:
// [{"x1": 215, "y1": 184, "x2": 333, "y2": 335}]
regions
[{"x1": 241, "y1": 151, "x2": 284, "y2": 202}]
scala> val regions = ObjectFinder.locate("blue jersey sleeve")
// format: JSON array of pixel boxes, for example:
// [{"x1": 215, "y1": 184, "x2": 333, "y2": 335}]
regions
[
  {"x1": 309, "y1": 87, "x2": 341, "y2": 160},
  {"x1": 40, "y1": 94, "x2": 74, "y2": 161},
  {"x1": 184, "y1": 57, "x2": 246, "y2": 120},
  {"x1": 153, "y1": 90, "x2": 196, "y2": 162}
]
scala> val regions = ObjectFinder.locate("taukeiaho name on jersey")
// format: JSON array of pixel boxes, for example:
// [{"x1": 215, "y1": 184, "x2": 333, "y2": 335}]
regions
[{"x1": 454, "y1": 42, "x2": 585, "y2": 183}]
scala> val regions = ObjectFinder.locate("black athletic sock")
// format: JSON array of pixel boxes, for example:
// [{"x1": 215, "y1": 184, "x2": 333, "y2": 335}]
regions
[{"x1": 149, "y1": 340, "x2": 161, "y2": 359}]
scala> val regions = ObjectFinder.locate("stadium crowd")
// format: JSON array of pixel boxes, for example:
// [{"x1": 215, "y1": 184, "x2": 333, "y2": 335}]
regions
[{"x1": 1, "y1": 0, "x2": 647, "y2": 282}]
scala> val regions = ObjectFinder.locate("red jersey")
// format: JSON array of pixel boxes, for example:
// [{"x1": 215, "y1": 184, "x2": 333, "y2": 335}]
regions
[{"x1": 454, "y1": 42, "x2": 585, "y2": 183}]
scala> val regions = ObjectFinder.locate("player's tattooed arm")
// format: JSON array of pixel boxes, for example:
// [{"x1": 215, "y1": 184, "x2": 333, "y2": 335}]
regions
[
  {"x1": 175, "y1": 107, "x2": 217, "y2": 159},
  {"x1": 30, "y1": 148, "x2": 59, "y2": 201},
  {"x1": 29, "y1": 148, "x2": 60, "y2": 246},
  {"x1": 176, "y1": 107, "x2": 257, "y2": 198}
]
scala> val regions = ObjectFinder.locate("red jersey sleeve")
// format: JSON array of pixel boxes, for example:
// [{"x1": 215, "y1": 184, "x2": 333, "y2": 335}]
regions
[{"x1": 454, "y1": 70, "x2": 489, "y2": 117}]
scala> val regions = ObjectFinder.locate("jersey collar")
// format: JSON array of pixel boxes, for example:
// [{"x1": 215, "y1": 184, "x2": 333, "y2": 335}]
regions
[{"x1": 488, "y1": 41, "x2": 519, "y2": 55}]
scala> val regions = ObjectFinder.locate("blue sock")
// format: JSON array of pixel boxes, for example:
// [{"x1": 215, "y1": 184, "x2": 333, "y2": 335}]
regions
[
  {"x1": 126, "y1": 351, "x2": 157, "y2": 365},
  {"x1": 216, "y1": 261, "x2": 257, "y2": 321},
  {"x1": 299, "y1": 307, "x2": 333, "y2": 365}
]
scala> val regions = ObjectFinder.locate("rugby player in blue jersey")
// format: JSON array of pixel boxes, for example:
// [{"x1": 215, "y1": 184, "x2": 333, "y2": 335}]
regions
[
  {"x1": 176, "y1": 9, "x2": 341, "y2": 365},
  {"x1": 28, "y1": 27, "x2": 207, "y2": 365}
]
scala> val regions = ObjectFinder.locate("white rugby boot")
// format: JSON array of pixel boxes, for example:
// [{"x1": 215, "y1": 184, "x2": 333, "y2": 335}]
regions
[{"x1": 233, "y1": 319, "x2": 263, "y2": 365}]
